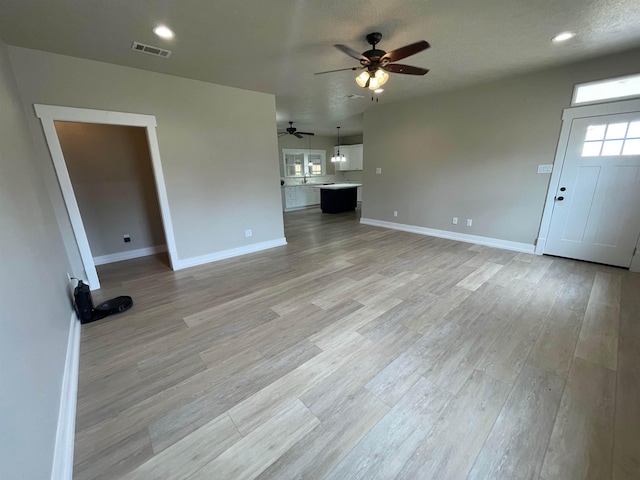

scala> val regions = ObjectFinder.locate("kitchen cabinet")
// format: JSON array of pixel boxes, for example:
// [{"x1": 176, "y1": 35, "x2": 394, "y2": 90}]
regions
[
  {"x1": 283, "y1": 186, "x2": 299, "y2": 209},
  {"x1": 334, "y1": 144, "x2": 363, "y2": 171},
  {"x1": 282, "y1": 185, "x2": 321, "y2": 211},
  {"x1": 305, "y1": 186, "x2": 321, "y2": 205}
]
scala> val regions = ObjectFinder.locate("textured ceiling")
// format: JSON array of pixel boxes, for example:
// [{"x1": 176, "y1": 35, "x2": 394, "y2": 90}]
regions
[{"x1": 1, "y1": 0, "x2": 639, "y2": 136}]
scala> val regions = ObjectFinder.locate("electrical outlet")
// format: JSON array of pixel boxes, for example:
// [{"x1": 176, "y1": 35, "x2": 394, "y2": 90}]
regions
[
  {"x1": 393, "y1": 211, "x2": 398, "y2": 217},
  {"x1": 244, "y1": 229, "x2": 252, "y2": 237},
  {"x1": 123, "y1": 234, "x2": 131, "y2": 243},
  {"x1": 376, "y1": 168, "x2": 382, "y2": 174},
  {"x1": 466, "y1": 219, "x2": 473, "y2": 227},
  {"x1": 452, "y1": 217, "x2": 458, "y2": 225}
]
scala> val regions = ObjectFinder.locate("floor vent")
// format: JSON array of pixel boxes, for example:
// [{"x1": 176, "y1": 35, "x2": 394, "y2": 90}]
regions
[{"x1": 132, "y1": 42, "x2": 172, "y2": 58}]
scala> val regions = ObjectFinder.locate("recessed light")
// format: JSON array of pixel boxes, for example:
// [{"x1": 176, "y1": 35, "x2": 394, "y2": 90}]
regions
[
  {"x1": 153, "y1": 25, "x2": 174, "y2": 39},
  {"x1": 552, "y1": 31, "x2": 575, "y2": 43},
  {"x1": 374, "y1": 88, "x2": 384, "y2": 93}
]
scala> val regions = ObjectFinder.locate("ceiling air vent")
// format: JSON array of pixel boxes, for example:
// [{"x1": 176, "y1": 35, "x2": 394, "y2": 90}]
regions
[{"x1": 132, "y1": 42, "x2": 172, "y2": 58}]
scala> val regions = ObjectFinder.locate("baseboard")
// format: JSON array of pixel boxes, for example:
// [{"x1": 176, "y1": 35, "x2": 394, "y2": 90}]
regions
[
  {"x1": 360, "y1": 218, "x2": 535, "y2": 254},
  {"x1": 51, "y1": 312, "x2": 81, "y2": 480},
  {"x1": 93, "y1": 244, "x2": 167, "y2": 265},
  {"x1": 175, "y1": 238, "x2": 288, "y2": 270},
  {"x1": 284, "y1": 204, "x2": 319, "y2": 212}
]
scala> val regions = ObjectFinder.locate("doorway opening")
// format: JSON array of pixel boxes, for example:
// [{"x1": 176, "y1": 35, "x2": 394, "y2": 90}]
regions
[
  {"x1": 56, "y1": 121, "x2": 167, "y2": 265},
  {"x1": 35, "y1": 105, "x2": 177, "y2": 290}
]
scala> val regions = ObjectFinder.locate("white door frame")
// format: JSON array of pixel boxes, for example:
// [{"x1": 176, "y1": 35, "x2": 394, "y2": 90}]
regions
[
  {"x1": 536, "y1": 98, "x2": 640, "y2": 272},
  {"x1": 34, "y1": 104, "x2": 179, "y2": 289}
]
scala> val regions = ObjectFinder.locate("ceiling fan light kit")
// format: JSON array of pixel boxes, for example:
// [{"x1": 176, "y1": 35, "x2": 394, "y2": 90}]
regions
[
  {"x1": 356, "y1": 69, "x2": 389, "y2": 90},
  {"x1": 316, "y1": 32, "x2": 430, "y2": 93}
]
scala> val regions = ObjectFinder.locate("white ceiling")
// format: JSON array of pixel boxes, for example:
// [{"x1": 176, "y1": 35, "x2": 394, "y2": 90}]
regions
[{"x1": 1, "y1": 0, "x2": 639, "y2": 136}]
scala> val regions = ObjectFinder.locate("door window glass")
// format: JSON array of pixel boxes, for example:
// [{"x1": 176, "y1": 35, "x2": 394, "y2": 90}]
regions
[
  {"x1": 622, "y1": 139, "x2": 640, "y2": 156},
  {"x1": 627, "y1": 121, "x2": 640, "y2": 138},
  {"x1": 582, "y1": 141, "x2": 602, "y2": 157},
  {"x1": 585, "y1": 124, "x2": 606, "y2": 141},
  {"x1": 601, "y1": 140, "x2": 623, "y2": 156},
  {"x1": 605, "y1": 123, "x2": 628, "y2": 139},
  {"x1": 582, "y1": 119, "x2": 640, "y2": 157}
]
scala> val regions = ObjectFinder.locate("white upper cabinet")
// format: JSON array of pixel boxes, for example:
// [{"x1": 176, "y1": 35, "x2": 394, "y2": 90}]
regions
[
  {"x1": 348, "y1": 144, "x2": 363, "y2": 170},
  {"x1": 334, "y1": 144, "x2": 363, "y2": 171}
]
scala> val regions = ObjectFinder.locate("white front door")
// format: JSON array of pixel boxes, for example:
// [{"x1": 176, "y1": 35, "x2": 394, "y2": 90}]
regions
[{"x1": 544, "y1": 112, "x2": 640, "y2": 267}]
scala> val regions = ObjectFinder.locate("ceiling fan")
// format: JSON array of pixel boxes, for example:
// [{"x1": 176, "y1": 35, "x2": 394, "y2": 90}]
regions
[
  {"x1": 315, "y1": 32, "x2": 430, "y2": 90},
  {"x1": 278, "y1": 122, "x2": 315, "y2": 139}
]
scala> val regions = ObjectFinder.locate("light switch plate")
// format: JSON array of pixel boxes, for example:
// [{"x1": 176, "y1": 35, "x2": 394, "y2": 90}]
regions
[
  {"x1": 376, "y1": 167, "x2": 382, "y2": 174},
  {"x1": 537, "y1": 164, "x2": 553, "y2": 174}
]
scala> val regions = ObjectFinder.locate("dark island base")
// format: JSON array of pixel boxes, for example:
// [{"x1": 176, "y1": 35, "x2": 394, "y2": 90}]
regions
[{"x1": 320, "y1": 187, "x2": 357, "y2": 213}]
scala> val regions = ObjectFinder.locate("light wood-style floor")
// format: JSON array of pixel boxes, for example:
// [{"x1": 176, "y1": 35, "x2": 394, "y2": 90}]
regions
[{"x1": 75, "y1": 207, "x2": 640, "y2": 480}]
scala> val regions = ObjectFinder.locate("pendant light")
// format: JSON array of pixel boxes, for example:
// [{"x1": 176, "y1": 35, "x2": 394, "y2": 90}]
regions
[
  {"x1": 331, "y1": 126, "x2": 347, "y2": 163},
  {"x1": 307, "y1": 135, "x2": 313, "y2": 176}
]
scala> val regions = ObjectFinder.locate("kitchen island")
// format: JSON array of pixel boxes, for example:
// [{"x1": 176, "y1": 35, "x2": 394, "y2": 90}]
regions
[{"x1": 315, "y1": 183, "x2": 361, "y2": 213}]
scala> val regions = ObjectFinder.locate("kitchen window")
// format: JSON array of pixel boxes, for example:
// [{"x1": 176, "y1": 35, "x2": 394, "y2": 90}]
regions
[{"x1": 282, "y1": 149, "x2": 326, "y2": 177}]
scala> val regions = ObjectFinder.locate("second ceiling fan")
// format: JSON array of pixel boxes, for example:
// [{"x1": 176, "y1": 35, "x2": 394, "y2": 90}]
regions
[
  {"x1": 316, "y1": 32, "x2": 430, "y2": 90},
  {"x1": 278, "y1": 121, "x2": 315, "y2": 139}
]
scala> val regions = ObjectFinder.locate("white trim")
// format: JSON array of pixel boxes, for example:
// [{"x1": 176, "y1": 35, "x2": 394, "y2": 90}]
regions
[
  {"x1": 537, "y1": 98, "x2": 640, "y2": 257},
  {"x1": 34, "y1": 104, "x2": 179, "y2": 290},
  {"x1": 34, "y1": 104, "x2": 158, "y2": 127},
  {"x1": 360, "y1": 218, "x2": 535, "y2": 254},
  {"x1": 562, "y1": 98, "x2": 640, "y2": 121},
  {"x1": 93, "y1": 245, "x2": 167, "y2": 265},
  {"x1": 51, "y1": 312, "x2": 81, "y2": 480},
  {"x1": 176, "y1": 238, "x2": 287, "y2": 270}
]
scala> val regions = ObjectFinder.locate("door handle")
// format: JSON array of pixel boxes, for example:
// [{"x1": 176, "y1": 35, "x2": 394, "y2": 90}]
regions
[{"x1": 556, "y1": 196, "x2": 564, "y2": 201}]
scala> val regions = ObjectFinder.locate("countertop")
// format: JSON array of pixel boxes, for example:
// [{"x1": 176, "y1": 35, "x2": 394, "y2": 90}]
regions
[
  {"x1": 282, "y1": 183, "x2": 361, "y2": 189},
  {"x1": 314, "y1": 183, "x2": 361, "y2": 190}
]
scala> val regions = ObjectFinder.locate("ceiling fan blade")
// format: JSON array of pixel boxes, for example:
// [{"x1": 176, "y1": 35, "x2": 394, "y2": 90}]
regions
[
  {"x1": 314, "y1": 66, "x2": 362, "y2": 75},
  {"x1": 294, "y1": 133, "x2": 304, "y2": 139},
  {"x1": 334, "y1": 44, "x2": 369, "y2": 62},
  {"x1": 382, "y1": 40, "x2": 430, "y2": 63},
  {"x1": 297, "y1": 132, "x2": 315, "y2": 136},
  {"x1": 365, "y1": 75, "x2": 371, "y2": 89},
  {"x1": 383, "y1": 64, "x2": 429, "y2": 75}
]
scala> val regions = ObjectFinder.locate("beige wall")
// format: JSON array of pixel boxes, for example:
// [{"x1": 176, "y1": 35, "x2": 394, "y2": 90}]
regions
[
  {"x1": 343, "y1": 134, "x2": 364, "y2": 145},
  {"x1": 0, "y1": 39, "x2": 72, "y2": 479},
  {"x1": 56, "y1": 122, "x2": 165, "y2": 258},
  {"x1": 8, "y1": 46, "x2": 284, "y2": 268},
  {"x1": 363, "y1": 47, "x2": 640, "y2": 246}
]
